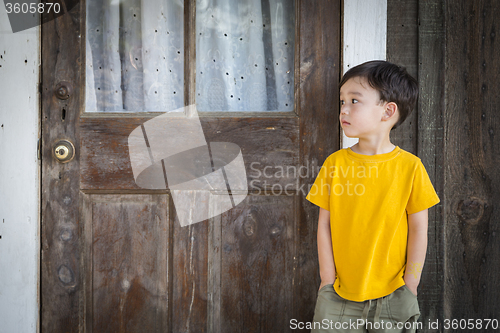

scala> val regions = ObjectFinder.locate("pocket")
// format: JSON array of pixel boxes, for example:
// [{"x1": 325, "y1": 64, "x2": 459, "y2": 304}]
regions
[
  {"x1": 403, "y1": 284, "x2": 418, "y2": 298},
  {"x1": 313, "y1": 285, "x2": 346, "y2": 325},
  {"x1": 318, "y1": 283, "x2": 333, "y2": 293},
  {"x1": 388, "y1": 286, "x2": 420, "y2": 324}
]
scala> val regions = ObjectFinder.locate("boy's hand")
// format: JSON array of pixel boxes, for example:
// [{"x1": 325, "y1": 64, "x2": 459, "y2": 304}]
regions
[
  {"x1": 404, "y1": 280, "x2": 418, "y2": 297},
  {"x1": 318, "y1": 280, "x2": 335, "y2": 292}
]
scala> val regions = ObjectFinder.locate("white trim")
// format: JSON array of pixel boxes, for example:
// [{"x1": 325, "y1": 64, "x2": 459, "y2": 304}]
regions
[
  {"x1": 341, "y1": 0, "x2": 387, "y2": 148},
  {"x1": 0, "y1": 8, "x2": 40, "y2": 333}
]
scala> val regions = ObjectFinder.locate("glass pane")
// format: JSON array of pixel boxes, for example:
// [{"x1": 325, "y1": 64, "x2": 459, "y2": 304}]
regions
[
  {"x1": 86, "y1": 0, "x2": 184, "y2": 112},
  {"x1": 196, "y1": 0, "x2": 295, "y2": 112}
]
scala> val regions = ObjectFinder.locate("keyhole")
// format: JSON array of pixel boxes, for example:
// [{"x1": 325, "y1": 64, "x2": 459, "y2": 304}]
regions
[{"x1": 55, "y1": 146, "x2": 68, "y2": 159}]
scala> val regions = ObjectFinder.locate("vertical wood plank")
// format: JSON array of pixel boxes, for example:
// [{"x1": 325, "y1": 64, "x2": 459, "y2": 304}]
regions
[
  {"x1": 444, "y1": 0, "x2": 500, "y2": 320},
  {"x1": 296, "y1": 0, "x2": 341, "y2": 324},
  {"x1": 82, "y1": 193, "x2": 93, "y2": 332},
  {"x1": 41, "y1": 3, "x2": 82, "y2": 332},
  {"x1": 207, "y1": 204, "x2": 222, "y2": 333},
  {"x1": 171, "y1": 195, "x2": 209, "y2": 333},
  {"x1": 387, "y1": 0, "x2": 419, "y2": 152},
  {"x1": 417, "y1": 0, "x2": 446, "y2": 327},
  {"x1": 217, "y1": 195, "x2": 294, "y2": 332},
  {"x1": 387, "y1": 0, "x2": 419, "y2": 77}
]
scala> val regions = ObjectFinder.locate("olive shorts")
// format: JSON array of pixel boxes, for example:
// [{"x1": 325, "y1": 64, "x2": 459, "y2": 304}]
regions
[{"x1": 311, "y1": 284, "x2": 420, "y2": 333}]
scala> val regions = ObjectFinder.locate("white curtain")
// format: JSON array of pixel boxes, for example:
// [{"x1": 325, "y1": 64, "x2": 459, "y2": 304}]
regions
[
  {"x1": 196, "y1": 0, "x2": 295, "y2": 112},
  {"x1": 86, "y1": 0, "x2": 294, "y2": 112}
]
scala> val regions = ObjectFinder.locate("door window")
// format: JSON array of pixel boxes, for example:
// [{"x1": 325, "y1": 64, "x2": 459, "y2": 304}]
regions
[
  {"x1": 85, "y1": 0, "x2": 295, "y2": 113},
  {"x1": 86, "y1": 0, "x2": 184, "y2": 112},
  {"x1": 196, "y1": 0, "x2": 295, "y2": 111}
]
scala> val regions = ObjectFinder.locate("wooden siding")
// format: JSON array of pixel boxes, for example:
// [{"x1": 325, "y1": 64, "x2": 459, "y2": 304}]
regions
[
  {"x1": 445, "y1": 0, "x2": 500, "y2": 322},
  {"x1": 387, "y1": 0, "x2": 500, "y2": 330},
  {"x1": 388, "y1": 0, "x2": 446, "y2": 328}
]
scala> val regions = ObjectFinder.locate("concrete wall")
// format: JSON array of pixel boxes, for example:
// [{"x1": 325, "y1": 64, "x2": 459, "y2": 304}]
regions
[{"x1": 0, "y1": 7, "x2": 40, "y2": 333}]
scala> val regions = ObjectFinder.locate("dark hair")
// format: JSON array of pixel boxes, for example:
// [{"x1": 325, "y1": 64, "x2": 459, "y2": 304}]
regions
[{"x1": 339, "y1": 60, "x2": 418, "y2": 130}]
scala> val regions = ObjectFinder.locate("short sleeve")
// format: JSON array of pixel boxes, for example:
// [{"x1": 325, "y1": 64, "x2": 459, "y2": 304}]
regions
[
  {"x1": 306, "y1": 157, "x2": 333, "y2": 211},
  {"x1": 406, "y1": 160, "x2": 440, "y2": 215}
]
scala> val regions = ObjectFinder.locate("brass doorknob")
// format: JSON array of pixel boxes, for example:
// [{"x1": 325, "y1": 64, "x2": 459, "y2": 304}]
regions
[{"x1": 53, "y1": 140, "x2": 75, "y2": 163}]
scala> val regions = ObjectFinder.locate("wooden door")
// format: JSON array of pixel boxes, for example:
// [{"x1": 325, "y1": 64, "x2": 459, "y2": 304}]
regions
[{"x1": 41, "y1": 1, "x2": 340, "y2": 332}]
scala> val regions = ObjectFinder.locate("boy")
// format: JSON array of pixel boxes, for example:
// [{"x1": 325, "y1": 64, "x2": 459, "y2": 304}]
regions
[{"x1": 306, "y1": 60, "x2": 440, "y2": 333}]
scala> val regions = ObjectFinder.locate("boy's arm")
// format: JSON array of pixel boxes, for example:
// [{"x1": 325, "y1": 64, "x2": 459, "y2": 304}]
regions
[
  {"x1": 404, "y1": 208, "x2": 428, "y2": 296},
  {"x1": 317, "y1": 207, "x2": 336, "y2": 291}
]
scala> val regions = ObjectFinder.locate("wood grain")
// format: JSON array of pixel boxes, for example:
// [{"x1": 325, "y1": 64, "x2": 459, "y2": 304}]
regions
[
  {"x1": 217, "y1": 195, "x2": 295, "y2": 332},
  {"x1": 41, "y1": 1, "x2": 343, "y2": 332},
  {"x1": 295, "y1": 0, "x2": 341, "y2": 324},
  {"x1": 387, "y1": 2, "x2": 447, "y2": 328},
  {"x1": 80, "y1": 117, "x2": 299, "y2": 191},
  {"x1": 444, "y1": 0, "x2": 500, "y2": 320},
  {"x1": 87, "y1": 194, "x2": 169, "y2": 332},
  {"x1": 41, "y1": 3, "x2": 83, "y2": 332},
  {"x1": 417, "y1": 0, "x2": 446, "y2": 326},
  {"x1": 387, "y1": 0, "x2": 419, "y2": 152},
  {"x1": 171, "y1": 196, "x2": 209, "y2": 333}
]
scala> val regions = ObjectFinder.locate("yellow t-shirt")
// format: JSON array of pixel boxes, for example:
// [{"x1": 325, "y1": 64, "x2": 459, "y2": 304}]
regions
[{"x1": 306, "y1": 145, "x2": 440, "y2": 301}]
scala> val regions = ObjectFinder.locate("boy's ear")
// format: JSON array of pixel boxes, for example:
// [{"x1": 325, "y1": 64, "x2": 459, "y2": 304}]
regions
[{"x1": 382, "y1": 102, "x2": 398, "y2": 122}]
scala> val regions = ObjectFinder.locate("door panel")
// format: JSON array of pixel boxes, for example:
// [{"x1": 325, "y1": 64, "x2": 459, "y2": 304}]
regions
[
  {"x1": 218, "y1": 195, "x2": 295, "y2": 332},
  {"x1": 83, "y1": 194, "x2": 169, "y2": 332},
  {"x1": 41, "y1": 1, "x2": 341, "y2": 332},
  {"x1": 80, "y1": 117, "x2": 299, "y2": 191}
]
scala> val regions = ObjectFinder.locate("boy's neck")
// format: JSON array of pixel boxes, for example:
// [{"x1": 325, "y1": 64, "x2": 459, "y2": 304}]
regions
[{"x1": 350, "y1": 138, "x2": 396, "y2": 156}]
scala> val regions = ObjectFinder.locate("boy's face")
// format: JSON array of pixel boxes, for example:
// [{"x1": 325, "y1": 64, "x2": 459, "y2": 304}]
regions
[{"x1": 339, "y1": 77, "x2": 395, "y2": 139}]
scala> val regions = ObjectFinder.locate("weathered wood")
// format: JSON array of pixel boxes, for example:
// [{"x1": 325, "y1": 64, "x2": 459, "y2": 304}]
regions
[
  {"x1": 387, "y1": 0, "x2": 419, "y2": 152},
  {"x1": 82, "y1": 193, "x2": 93, "y2": 332},
  {"x1": 386, "y1": 3, "x2": 448, "y2": 330},
  {"x1": 41, "y1": 2, "x2": 83, "y2": 332},
  {"x1": 80, "y1": 117, "x2": 299, "y2": 191},
  {"x1": 207, "y1": 203, "x2": 222, "y2": 333},
  {"x1": 388, "y1": 0, "x2": 446, "y2": 329},
  {"x1": 387, "y1": 0, "x2": 418, "y2": 77},
  {"x1": 216, "y1": 195, "x2": 295, "y2": 332},
  {"x1": 417, "y1": 0, "x2": 446, "y2": 327},
  {"x1": 445, "y1": 0, "x2": 500, "y2": 320},
  {"x1": 84, "y1": 194, "x2": 169, "y2": 332},
  {"x1": 42, "y1": 1, "x2": 342, "y2": 332},
  {"x1": 296, "y1": 0, "x2": 341, "y2": 324},
  {"x1": 171, "y1": 197, "x2": 209, "y2": 333}
]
